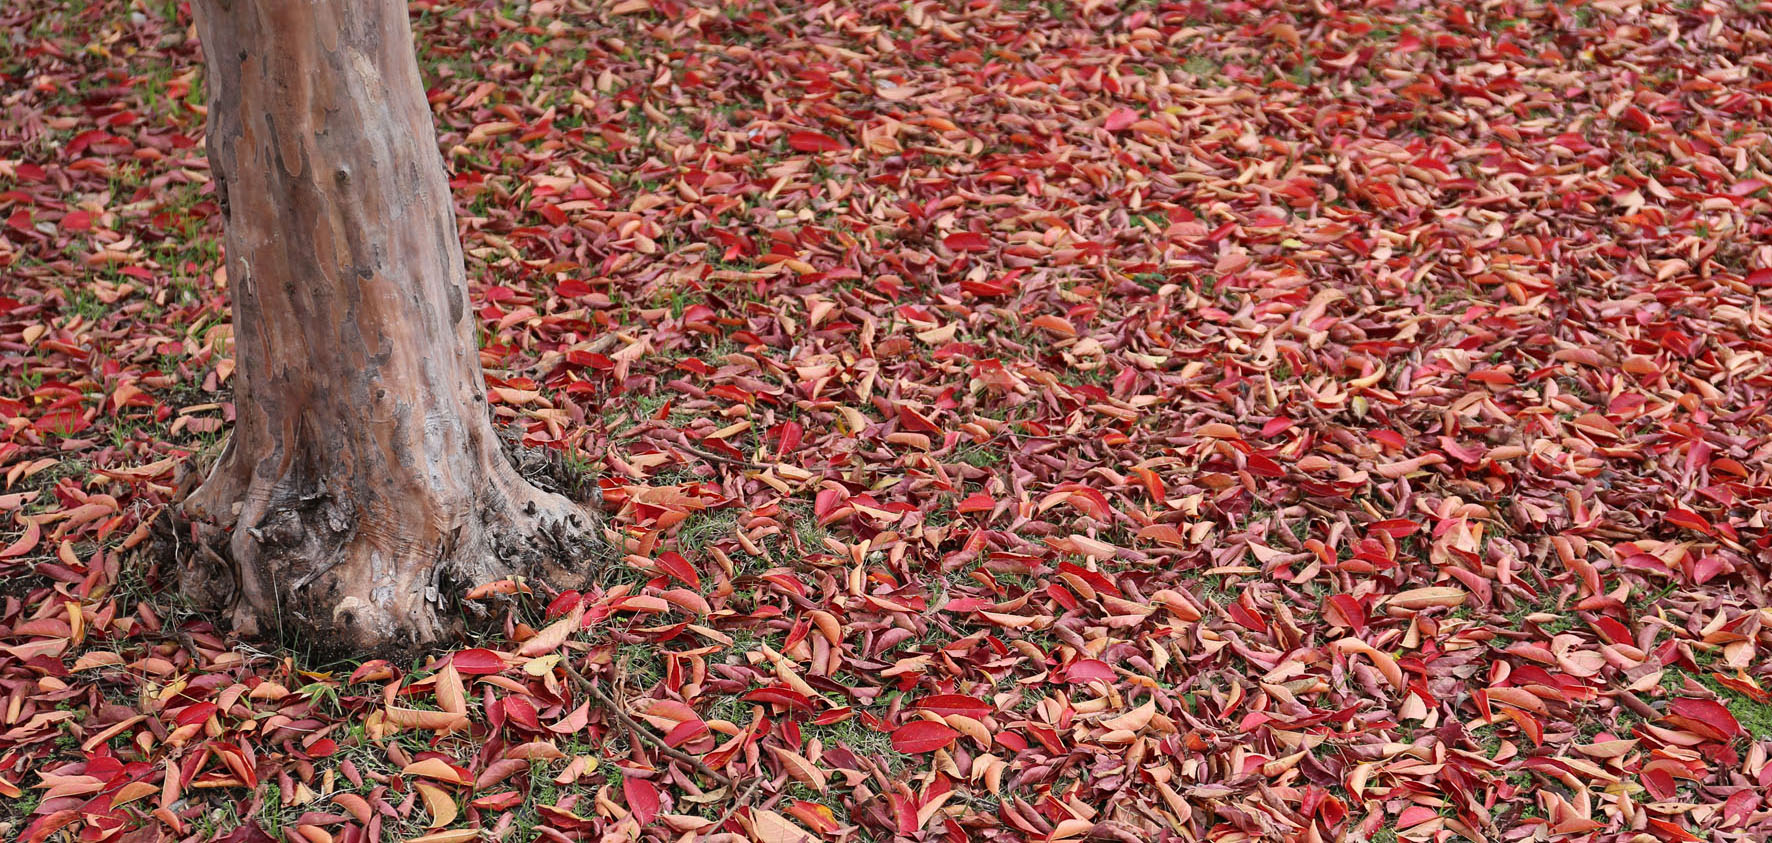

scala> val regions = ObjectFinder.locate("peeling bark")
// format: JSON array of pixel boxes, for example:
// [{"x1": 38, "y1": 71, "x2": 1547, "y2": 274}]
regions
[{"x1": 176, "y1": 0, "x2": 601, "y2": 654}]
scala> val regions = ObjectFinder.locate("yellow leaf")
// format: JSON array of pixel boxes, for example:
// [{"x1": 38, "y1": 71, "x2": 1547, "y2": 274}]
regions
[
  {"x1": 505, "y1": 740, "x2": 566, "y2": 761},
  {"x1": 943, "y1": 714, "x2": 991, "y2": 748},
  {"x1": 1388, "y1": 587, "x2": 1466, "y2": 610},
  {"x1": 416, "y1": 783, "x2": 457, "y2": 829},
  {"x1": 403, "y1": 831, "x2": 479, "y2": 843},
  {"x1": 385, "y1": 707, "x2": 469, "y2": 735},
  {"x1": 402, "y1": 758, "x2": 471, "y2": 786},
  {"x1": 523, "y1": 654, "x2": 560, "y2": 676},
  {"x1": 743, "y1": 808, "x2": 815, "y2": 843},
  {"x1": 435, "y1": 663, "x2": 468, "y2": 717},
  {"x1": 65, "y1": 600, "x2": 83, "y2": 646}
]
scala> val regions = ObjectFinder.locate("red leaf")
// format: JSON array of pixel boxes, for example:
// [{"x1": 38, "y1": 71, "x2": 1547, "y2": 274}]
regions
[
  {"x1": 1368, "y1": 519, "x2": 1420, "y2": 538},
  {"x1": 450, "y1": 648, "x2": 507, "y2": 675},
  {"x1": 1665, "y1": 508, "x2": 1712, "y2": 534},
  {"x1": 23, "y1": 810, "x2": 81, "y2": 843},
  {"x1": 956, "y1": 492, "x2": 995, "y2": 514},
  {"x1": 1642, "y1": 766, "x2": 1677, "y2": 800},
  {"x1": 788, "y1": 131, "x2": 843, "y2": 152},
  {"x1": 1506, "y1": 706, "x2": 1543, "y2": 747},
  {"x1": 662, "y1": 719, "x2": 708, "y2": 747},
  {"x1": 1667, "y1": 698, "x2": 1741, "y2": 740},
  {"x1": 897, "y1": 404, "x2": 941, "y2": 434},
  {"x1": 960, "y1": 276, "x2": 1018, "y2": 297},
  {"x1": 943, "y1": 231, "x2": 990, "y2": 252},
  {"x1": 1619, "y1": 106, "x2": 1653, "y2": 132},
  {"x1": 623, "y1": 777, "x2": 661, "y2": 825},
  {"x1": 1646, "y1": 818, "x2": 1701, "y2": 842},
  {"x1": 174, "y1": 702, "x2": 219, "y2": 727},
  {"x1": 772, "y1": 420, "x2": 803, "y2": 460},
  {"x1": 787, "y1": 799, "x2": 842, "y2": 834},
  {"x1": 1244, "y1": 453, "x2": 1284, "y2": 477},
  {"x1": 473, "y1": 791, "x2": 524, "y2": 811},
  {"x1": 1324, "y1": 594, "x2": 1367, "y2": 634},
  {"x1": 654, "y1": 551, "x2": 701, "y2": 589},
  {"x1": 890, "y1": 720, "x2": 959, "y2": 753},
  {"x1": 1060, "y1": 486, "x2": 1113, "y2": 522},
  {"x1": 915, "y1": 694, "x2": 992, "y2": 718},
  {"x1": 1227, "y1": 600, "x2": 1268, "y2": 633},
  {"x1": 890, "y1": 791, "x2": 919, "y2": 834},
  {"x1": 1725, "y1": 791, "x2": 1761, "y2": 825},
  {"x1": 1260, "y1": 417, "x2": 1295, "y2": 438},
  {"x1": 502, "y1": 696, "x2": 541, "y2": 732},
  {"x1": 742, "y1": 686, "x2": 815, "y2": 711}
]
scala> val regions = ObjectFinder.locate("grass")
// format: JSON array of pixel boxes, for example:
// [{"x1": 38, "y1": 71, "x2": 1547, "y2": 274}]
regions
[
  {"x1": 702, "y1": 687, "x2": 753, "y2": 727},
  {"x1": 254, "y1": 784, "x2": 304, "y2": 841},
  {"x1": 187, "y1": 802, "x2": 245, "y2": 841},
  {"x1": 951, "y1": 442, "x2": 1003, "y2": 469},
  {"x1": 510, "y1": 764, "x2": 562, "y2": 840},
  {"x1": 674, "y1": 506, "x2": 741, "y2": 558},
  {"x1": 615, "y1": 642, "x2": 667, "y2": 690},
  {"x1": 2, "y1": 789, "x2": 42, "y2": 825},
  {"x1": 1501, "y1": 589, "x2": 1578, "y2": 635},
  {"x1": 56, "y1": 284, "x2": 109, "y2": 323}
]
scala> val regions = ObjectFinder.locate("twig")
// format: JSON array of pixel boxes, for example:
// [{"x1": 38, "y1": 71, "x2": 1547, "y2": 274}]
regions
[
  {"x1": 607, "y1": 427, "x2": 767, "y2": 470},
  {"x1": 670, "y1": 440, "x2": 765, "y2": 470},
  {"x1": 709, "y1": 771, "x2": 768, "y2": 835},
  {"x1": 562, "y1": 661, "x2": 733, "y2": 787},
  {"x1": 1608, "y1": 682, "x2": 1661, "y2": 720}
]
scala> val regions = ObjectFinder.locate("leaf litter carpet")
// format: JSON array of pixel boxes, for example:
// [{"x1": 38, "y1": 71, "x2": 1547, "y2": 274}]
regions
[{"x1": 4, "y1": 1, "x2": 1772, "y2": 841}]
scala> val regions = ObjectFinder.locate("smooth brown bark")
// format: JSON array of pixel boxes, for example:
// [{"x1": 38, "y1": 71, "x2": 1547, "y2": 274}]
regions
[{"x1": 178, "y1": 0, "x2": 599, "y2": 653}]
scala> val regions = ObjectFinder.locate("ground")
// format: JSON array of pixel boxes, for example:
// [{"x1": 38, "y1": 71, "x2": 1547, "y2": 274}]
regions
[{"x1": 3, "y1": 1, "x2": 1772, "y2": 842}]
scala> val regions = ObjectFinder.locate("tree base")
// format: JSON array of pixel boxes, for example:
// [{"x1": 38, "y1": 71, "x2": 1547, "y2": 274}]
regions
[{"x1": 155, "y1": 433, "x2": 607, "y2": 659}]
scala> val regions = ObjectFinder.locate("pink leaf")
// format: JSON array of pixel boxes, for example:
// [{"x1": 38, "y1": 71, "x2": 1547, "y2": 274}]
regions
[
  {"x1": 547, "y1": 701, "x2": 590, "y2": 734},
  {"x1": 1065, "y1": 659, "x2": 1115, "y2": 684}
]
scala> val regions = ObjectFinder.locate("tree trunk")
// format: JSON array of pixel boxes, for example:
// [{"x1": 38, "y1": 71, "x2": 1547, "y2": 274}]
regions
[{"x1": 177, "y1": 0, "x2": 600, "y2": 654}]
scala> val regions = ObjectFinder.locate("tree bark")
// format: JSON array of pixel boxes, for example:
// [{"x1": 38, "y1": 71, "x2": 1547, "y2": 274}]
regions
[{"x1": 178, "y1": 0, "x2": 600, "y2": 654}]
